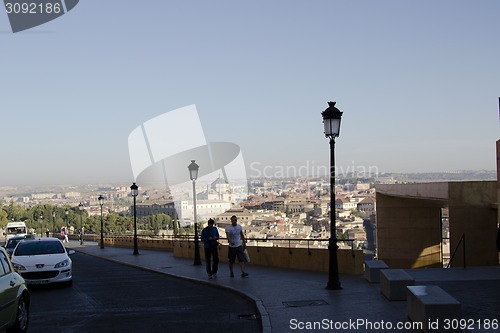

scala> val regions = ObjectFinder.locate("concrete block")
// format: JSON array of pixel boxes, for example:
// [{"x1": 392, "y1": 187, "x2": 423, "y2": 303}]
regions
[
  {"x1": 380, "y1": 269, "x2": 415, "y2": 300},
  {"x1": 407, "y1": 285, "x2": 461, "y2": 332},
  {"x1": 364, "y1": 260, "x2": 388, "y2": 283}
]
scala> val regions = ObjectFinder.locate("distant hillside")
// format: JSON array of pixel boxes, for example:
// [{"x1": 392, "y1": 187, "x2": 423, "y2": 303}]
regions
[{"x1": 382, "y1": 170, "x2": 496, "y2": 183}]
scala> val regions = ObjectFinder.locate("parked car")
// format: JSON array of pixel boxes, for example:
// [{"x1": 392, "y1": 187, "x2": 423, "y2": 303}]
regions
[
  {"x1": 0, "y1": 246, "x2": 30, "y2": 333},
  {"x1": 11, "y1": 237, "x2": 74, "y2": 285},
  {"x1": 3, "y1": 236, "x2": 32, "y2": 257}
]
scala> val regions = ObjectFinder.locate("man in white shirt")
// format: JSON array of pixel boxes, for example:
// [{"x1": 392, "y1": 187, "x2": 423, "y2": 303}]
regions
[{"x1": 225, "y1": 215, "x2": 248, "y2": 277}]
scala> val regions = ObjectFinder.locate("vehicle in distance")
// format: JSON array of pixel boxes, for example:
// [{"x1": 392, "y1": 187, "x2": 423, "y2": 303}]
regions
[
  {"x1": 4, "y1": 222, "x2": 27, "y2": 243},
  {"x1": 11, "y1": 238, "x2": 74, "y2": 285},
  {"x1": 0, "y1": 246, "x2": 30, "y2": 333},
  {"x1": 2, "y1": 236, "x2": 27, "y2": 258}
]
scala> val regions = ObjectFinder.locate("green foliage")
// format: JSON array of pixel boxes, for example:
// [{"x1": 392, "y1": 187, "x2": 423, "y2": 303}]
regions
[
  {"x1": 0, "y1": 209, "x2": 8, "y2": 228},
  {"x1": 0, "y1": 203, "x2": 179, "y2": 237}
]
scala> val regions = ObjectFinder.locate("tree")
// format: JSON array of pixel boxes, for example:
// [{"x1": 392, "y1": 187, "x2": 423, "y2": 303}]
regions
[{"x1": 0, "y1": 208, "x2": 8, "y2": 228}]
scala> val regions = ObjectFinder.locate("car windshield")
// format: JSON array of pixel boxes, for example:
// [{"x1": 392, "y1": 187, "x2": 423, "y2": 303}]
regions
[
  {"x1": 15, "y1": 241, "x2": 65, "y2": 256},
  {"x1": 6, "y1": 238, "x2": 22, "y2": 248}
]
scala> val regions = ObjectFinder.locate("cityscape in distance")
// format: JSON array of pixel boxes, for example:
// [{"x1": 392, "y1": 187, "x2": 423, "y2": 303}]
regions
[{"x1": 1, "y1": 169, "x2": 495, "y2": 256}]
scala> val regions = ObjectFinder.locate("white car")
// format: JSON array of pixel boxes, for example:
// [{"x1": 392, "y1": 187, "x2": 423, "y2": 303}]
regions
[
  {"x1": 11, "y1": 238, "x2": 74, "y2": 285},
  {"x1": 0, "y1": 246, "x2": 30, "y2": 333}
]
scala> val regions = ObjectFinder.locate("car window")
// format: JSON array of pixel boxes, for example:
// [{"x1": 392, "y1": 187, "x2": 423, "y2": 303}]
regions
[
  {"x1": 0, "y1": 251, "x2": 12, "y2": 276},
  {"x1": 15, "y1": 241, "x2": 65, "y2": 256},
  {"x1": 7, "y1": 238, "x2": 21, "y2": 247}
]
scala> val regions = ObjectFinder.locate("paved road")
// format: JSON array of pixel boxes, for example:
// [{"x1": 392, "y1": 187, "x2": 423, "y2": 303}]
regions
[{"x1": 28, "y1": 252, "x2": 261, "y2": 333}]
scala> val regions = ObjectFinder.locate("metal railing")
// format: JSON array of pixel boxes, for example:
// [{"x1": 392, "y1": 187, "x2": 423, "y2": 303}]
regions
[
  {"x1": 98, "y1": 234, "x2": 358, "y2": 255},
  {"x1": 71, "y1": 233, "x2": 361, "y2": 257}
]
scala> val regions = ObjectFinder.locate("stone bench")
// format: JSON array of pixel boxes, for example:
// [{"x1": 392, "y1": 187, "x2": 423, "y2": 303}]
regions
[
  {"x1": 380, "y1": 269, "x2": 415, "y2": 301},
  {"x1": 364, "y1": 260, "x2": 388, "y2": 283},
  {"x1": 407, "y1": 285, "x2": 461, "y2": 332}
]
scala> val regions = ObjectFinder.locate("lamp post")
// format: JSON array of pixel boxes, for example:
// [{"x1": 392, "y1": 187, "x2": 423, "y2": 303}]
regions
[
  {"x1": 98, "y1": 195, "x2": 104, "y2": 249},
  {"x1": 322, "y1": 101, "x2": 343, "y2": 290},
  {"x1": 79, "y1": 202, "x2": 84, "y2": 245},
  {"x1": 65, "y1": 209, "x2": 69, "y2": 231},
  {"x1": 188, "y1": 160, "x2": 202, "y2": 265},
  {"x1": 131, "y1": 182, "x2": 139, "y2": 255},
  {"x1": 40, "y1": 214, "x2": 43, "y2": 237},
  {"x1": 52, "y1": 211, "x2": 56, "y2": 237}
]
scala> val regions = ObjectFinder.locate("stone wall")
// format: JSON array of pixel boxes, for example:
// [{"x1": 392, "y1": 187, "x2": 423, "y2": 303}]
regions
[
  {"x1": 172, "y1": 240, "x2": 364, "y2": 275},
  {"x1": 92, "y1": 236, "x2": 364, "y2": 275}
]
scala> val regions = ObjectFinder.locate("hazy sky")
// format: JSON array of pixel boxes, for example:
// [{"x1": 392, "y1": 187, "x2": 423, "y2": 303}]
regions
[{"x1": 1, "y1": 0, "x2": 499, "y2": 186}]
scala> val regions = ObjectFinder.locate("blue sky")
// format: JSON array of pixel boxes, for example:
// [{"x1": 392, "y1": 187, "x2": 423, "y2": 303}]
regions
[{"x1": 1, "y1": 0, "x2": 499, "y2": 186}]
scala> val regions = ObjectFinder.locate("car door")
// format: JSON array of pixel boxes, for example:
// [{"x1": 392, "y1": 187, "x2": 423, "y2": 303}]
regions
[{"x1": 0, "y1": 249, "x2": 18, "y2": 329}]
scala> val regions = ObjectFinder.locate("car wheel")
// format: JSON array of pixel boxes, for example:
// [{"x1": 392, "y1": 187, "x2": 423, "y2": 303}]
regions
[{"x1": 6, "y1": 295, "x2": 29, "y2": 333}]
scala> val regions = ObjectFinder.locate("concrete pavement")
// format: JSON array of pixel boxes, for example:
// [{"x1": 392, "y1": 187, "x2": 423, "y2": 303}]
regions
[{"x1": 67, "y1": 241, "x2": 500, "y2": 333}]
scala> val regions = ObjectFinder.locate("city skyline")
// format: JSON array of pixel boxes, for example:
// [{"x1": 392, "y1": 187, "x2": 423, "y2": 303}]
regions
[{"x1": 1, "y1": 1, "x2": 499, "y2": 186}]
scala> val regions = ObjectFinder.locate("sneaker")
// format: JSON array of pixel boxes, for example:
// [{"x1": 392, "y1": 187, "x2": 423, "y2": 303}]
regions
[
  {"x1": 241, "y1": 272, "x2": 249, "y2": 278},
  {"x1": 208, "y1": 275, "x2": 212, "y2": 279},
  {"x1": 212, "y1": 273, "x2": 217, "y2": 279},
  {"x1": 230, "y1": 272, "x2": 234, "y2": 278}
]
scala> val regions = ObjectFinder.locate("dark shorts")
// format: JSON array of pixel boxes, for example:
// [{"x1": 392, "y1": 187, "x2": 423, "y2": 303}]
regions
[{"x1": 228, "y1": 245, "x2": 247, "y2": 263}]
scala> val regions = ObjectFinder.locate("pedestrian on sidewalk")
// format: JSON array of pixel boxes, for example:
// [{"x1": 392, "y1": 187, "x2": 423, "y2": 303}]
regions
[
  {"x1": 61, "y1": 228, "x2": 69, "y2": 243},
  {"x1": 226, "y1": 215, "x2": 248, "y2": 278},
  {"x1": 201, "y1": 218, "x2": 219, "y2": 279}
]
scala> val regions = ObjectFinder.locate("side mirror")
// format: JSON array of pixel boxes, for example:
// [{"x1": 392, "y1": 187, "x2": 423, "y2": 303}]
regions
[{"x1": 67, "y1": 249, "x2": 76, "y2": 255}]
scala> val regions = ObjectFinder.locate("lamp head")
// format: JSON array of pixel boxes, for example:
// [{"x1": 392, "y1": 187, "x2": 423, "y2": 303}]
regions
[
  {"x1": 188, "y1": 160, "x2": 199, "y2": 181},
  {"x1": 130, "y1": 182, "x2": 139, "y2": 197},
  {"x1": 322, "y1": 101, "x2": 343, "y2": 139},
  {"x1": 98, "y1": 195, "x2": 104, "y2": 206}
]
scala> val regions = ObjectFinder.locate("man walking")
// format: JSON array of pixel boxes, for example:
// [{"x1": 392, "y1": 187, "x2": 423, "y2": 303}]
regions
[
  {"x1": 226, "y1": 215, "x2": 248, "y2": 277},
  {"x1": 201, "y1": 218, "x2": 219, "y2": 279}
]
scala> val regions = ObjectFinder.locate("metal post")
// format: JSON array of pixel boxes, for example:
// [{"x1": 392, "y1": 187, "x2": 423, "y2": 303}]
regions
[
  {"x1": 133, "y1": 193, "x2": 139, "y2": 255},
  {"x1": 193, "y1": 179, "x2": 201, "y2": 265},
  {"x1": 52, "y1": 211, "x2": 56, "y2": 238},
  {"x1": 100, "y1": 204, "x2": 104, "y2": 249},
  {"x1": 326, "y1": 138, "x2": 342, "y2": 290},
  {"x1": 80, "y1": 211, "x2": 84, "y2": 245}
]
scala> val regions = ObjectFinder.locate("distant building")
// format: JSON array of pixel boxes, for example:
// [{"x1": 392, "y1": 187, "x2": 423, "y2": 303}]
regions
[
  {"x1": 175, "y1": 200, "x2": 231, "y2": 226},
  {"x1": 286, "y1": 200, "x2": 314, "y2": 214},
  {"x1": 31, "y1": 193, "x2": 56, "y2": 200},
  {"x1": 134, "y1": 201, "x2": 176, "y2": 219},
  {"x1": 357, "y1": 197, "x2": 376, "y2": 215},
  {"x1": 355, "y1": 183, "x2": 370, "y2": 191},
  {"x1": 215, "y1": 208, "x2": 254, "y2": 227},
  {"x1": 64, "y1": 192, "x2": 81, "y2": 199},
  {"x1": 335, "y1": 197, "x2": 357, "y2": 210},
  {"x1": 198, "y1": 177, "x2": 234, "y2": 202}
]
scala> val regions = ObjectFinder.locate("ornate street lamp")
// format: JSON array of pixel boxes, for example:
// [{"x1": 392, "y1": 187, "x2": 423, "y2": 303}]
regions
[
  {"x1": 98, "y1": 195, "x2": 105, "y2": 249},
  {"x1": 322, "y1": 101, "x2": 343, "y2": 290},
  {"x1": 131, "y1": 182, "x2": 139, "y2": 255},
  {"x1": 188, "y1": 160, "x2": 202, "y2": 265},
  {"x1": 79, "y1": 202, "x2": 84, "y2": 245}
]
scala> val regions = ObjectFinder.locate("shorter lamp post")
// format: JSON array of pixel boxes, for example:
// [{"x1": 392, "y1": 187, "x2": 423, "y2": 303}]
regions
[
  {"x1": 322, "y1": 101, "x2": 343, "y2": 290},
  {"x1": 65, "y1": 209, "x2": 69, "y2": 232},
  {"x1": 131, "y1": 182, "x2": 139, "y2": 255},
  {"x1": 98, "y1": 195, "x2": 105, "y2": 249},
  {"x1": 79, "y1": 202, "x2": 84, "y2": 245},
  {"x1": 188, "y1": 160, "x2": 202, "y2": 266},
  {"x1": 40, "y1": 214, "x2": 43, "y2": 237},
  {"x1": 52, "y1": 211, "x2": 56, "y2": 237}
]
